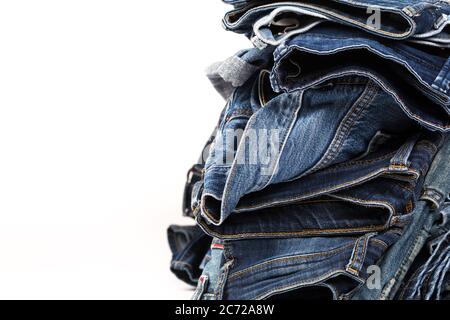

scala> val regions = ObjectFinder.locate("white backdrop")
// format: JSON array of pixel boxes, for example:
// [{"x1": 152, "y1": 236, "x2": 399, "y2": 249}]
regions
[{"x1": 0, "y1": 1, "x2": 249, "y2": 299}]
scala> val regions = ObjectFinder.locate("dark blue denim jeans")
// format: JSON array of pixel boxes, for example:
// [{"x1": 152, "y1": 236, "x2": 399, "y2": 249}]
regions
[
  {"x1": 167, "y1": 225, "x2": 211, "y2": 285},
  {"x1": 196, "y1": 131, "x2": 443, "y2": 239},
  {"x1": 197, "y1": 75, "x2": 419, "y2": 227},
  {"x1": 351, "y1": 136, "x2": 450, "y2": 299},
  {"x1": 193, "y1": 231, "x2": 401, "y2": 300},
  {"x1": 222, "y1": 0, "x2": 450, "y2": 42},
  {"x1": 397, "y1": 201, "x2": 450, "y2": 299},
  {"x1": 169, "y1": 1, "x2": 450, "y2": 300},
  {"x1": 271, "y1": 25, "x2": 450, "y2": 131}
]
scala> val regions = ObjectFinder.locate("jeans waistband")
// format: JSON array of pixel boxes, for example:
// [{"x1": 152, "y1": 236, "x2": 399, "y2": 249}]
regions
[
  {"x1": 196, "y1": 132, "x2": 442, "y2": 239},
  {"x1": 223, "y1": 1, "x2": 450, "y2": 40},
  {"x1": 193, "y1": 230, "x2": 401, "y2": 300}
]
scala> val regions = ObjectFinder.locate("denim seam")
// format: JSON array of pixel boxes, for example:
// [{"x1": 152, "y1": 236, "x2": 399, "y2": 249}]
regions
[
  {"x1": 273, "y1": 67, "x2": 450, "y2": 131},
  {"x1": 347, "y1": 233, "x2": 376, "y2": 275},
  {"x1": 422, "y1": 187, "x2": 445, "y2": 208},
  {"x1": 371, "y1": 238, "x2": 389, "y2": 249},
  {"x1": 205, "y1": 165, "x2": 231, "y2": 174},
  {"x1": 256, "y1": 278, "x2": 341, "y2": 301},
  {"x1": 272, "y1": 45, "x2": 450, "y2": 129},
  {"x1": 258, "y1": 69, "x2": 270, "y2": 107},
  {"x1": 274, "y1": 44, "x2": 447, "y2": 104},
  {"x1": 281, "y1": 149, "x2": 396, "y2": 184},
  {"x1": 199, "y1": 222, "x2": 388, "y2": 240},
  {"x1": 321, "y1": 151, "x2": 395, "y2": 170},
  {"x1": 301, "y1": 80, "x2": 380, "y2": 176},
  {"x1": 271, "y1": 40, "x2": 450, "y2": 109},
  {"x1": 347, "y1": 237, "x2": 363, "y2": 275},
  {"x1": 432, "y1": 57, "x2": 450, "y2": 94},
  {"x1": 225, "y1": 114, "x2": 252, "y2": 122},
  {"x1": 397, "y1": 265, "x2": 424, "y2": 299},
  {"x1": 261, "y1": 91, "x2": 305, "y2": 189},
  {"x1": 228, "y1": 243, "x2": 355, "y2": 281},
  {"x1": 226, "y1": 108, "x2": 254, "y2": 120},
  {"x1": 276, "y1": 34, "x2": 440, "y2": 70},
  {"x1": 199, "y1": 191, "x2": 223, "y2": 223},
  {"x1": 212, "y1": 92, "x2": 302, "y2": 226},
  {"x1": 218, "y1": 93, "x2": 235, "y2": 132},
  {"x1": 214, "y1": 241, "x2": 236, "y2": 300},
  {"x1": 329, "y1": 193, "x2": 395, "y2": 216},
  {"x1": 390, "y1": 135, "x2": 420, "y2": 167},
  {"x1": 225, "y1": 2, "x2": 413, "y2": 38},
  {"x1": 214, "y1": 259, "x2": 234, "y2": 300},
  {"x1": 254, "y1": 269, "x2": 364, "y2": 300},
  {"x1": 406, "y1": 0, "x2": 442, "y2": 15},
  {"x1": 379, "y1": 227, "x2": 431, "y2": 299},
  {"x1": 235, "y1": 167, "x2": 419, "y2": 212}
]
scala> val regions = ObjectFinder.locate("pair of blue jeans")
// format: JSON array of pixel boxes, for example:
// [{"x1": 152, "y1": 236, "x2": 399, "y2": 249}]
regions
[
  {"x1": 396, "y1": 201, "x2": 450, "y2": 299},
  {"x1": 168, "y1": 1, "x2": 450, "y2": 300},
  {"x1": 196, "y1": 131, "x2": 443, "y2": 239},
  {"x1": 173, "y1": 136, "x2": 449, "y2": 299},
  {"x1": 192, "y1": 231, "x2": 400, "y2": 300},
  {"x1": 271, "y1": 24, "x2": 450, "y2": 131},
  {"x1": 351, "y1": 135, "x2": 450, "y2": 299},
  {"x1": 222, "y1": 0, "x2": 450, "y2": 44},
  {"x1": 196, "y1": 72, "x2": 422, "y2": 228}
]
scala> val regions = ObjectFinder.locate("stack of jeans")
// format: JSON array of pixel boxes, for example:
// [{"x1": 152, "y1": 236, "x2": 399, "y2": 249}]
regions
[{"x1": 168, "y1": 0, "x2": 450, "y2": 300}]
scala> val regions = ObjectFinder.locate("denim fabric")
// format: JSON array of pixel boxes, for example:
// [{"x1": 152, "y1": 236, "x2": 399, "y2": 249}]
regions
[
  {"x1": 191, "y1": 240, "x2": 233, "y2": 300},
  {"x1": 193, "y1": 230, "x2": 401, "y2": 300},
  {"x1": 398, "y1": 202, "x2": 450, "y2": 299},
  {"x1": 169, "y1": 1, "x2": 450, "y2": 301},
  {"x1": 196, "y1": 76, "x2": 419, "y2": 227},
  {"x1": 183, "y1": 58, "x2": 278, "y2": 219},
  {"x1": 167, "y1": 225, "x2": 212, "y2": 285},
  {"x1": 222, "y1": 0, "x2": 450, "y2": 41},
  {"x1": 249, "y1": 6, "x2": 450, "y2": 49},
  {"x1": 351, "y1": 136, "x2": 450, "y2": 300},
  {"x1": 271, "y1": 25, "x2": 450, "y2": 131},
  {"x1": 206, "y1": 47, "x2": 274, "y2": 100},
  {"x1": 196, "y1": 132, "x2": 443, "y2": 239}
]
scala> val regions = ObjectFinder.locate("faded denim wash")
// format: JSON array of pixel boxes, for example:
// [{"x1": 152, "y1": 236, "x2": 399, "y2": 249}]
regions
[
  {"x1": 222, "y1": 0, "x2": 450, "y2": 41},
  {"x1": 271, "y1": 25, "x2": 450, "y2": 131},
  {"x1": 196, "y1": 76, "x2": 419, "y2": 227},
  {"x1": 351, "y1": 136, "x2": 450, "y2": 299}
]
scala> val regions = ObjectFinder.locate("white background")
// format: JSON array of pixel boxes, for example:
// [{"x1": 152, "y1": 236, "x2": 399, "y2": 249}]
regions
[{"x1": 0, "y1": 1, "x2": 249, "y2": 299}]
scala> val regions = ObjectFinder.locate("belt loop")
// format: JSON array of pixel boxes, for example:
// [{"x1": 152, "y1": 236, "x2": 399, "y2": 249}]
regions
[
  {"x1": 421, "y1": 187, "x2": 446, "y2": 210},
  {"x1": 346, "y1": 233, "x2": 377, "y2": 277},
  {"x1": 182, "y1": 165, "x2": 204, "y2": 217},
  {"x1": 389, "y1": 134, "x2": 420, "y2": 171},
  {"x1": 192, "y1": 275, "x2": 209, "y2": 300},
  {"x1": 251, "y1": 35, "x2": 268, "y2": 50},
  {"x1": 390, "y1": 212, "x2": 414, "y2": 228},
  {"x1": 432, "y1": 56, "x2": 450, "y2": 95},
  {"x1": 190, "y1": 181, "x2": 204, "y2": 216}
]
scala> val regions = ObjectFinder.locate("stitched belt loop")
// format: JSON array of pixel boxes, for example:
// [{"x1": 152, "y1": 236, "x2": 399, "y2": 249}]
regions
[
  {"x1": 390, "y1": 212, "x2": 414, "y2": 228},
  {"x1": 192, "y1": 275, "x2": 209, "y2": 300},
  {"x1": 432, "y1": 56, "x2": 450, "y2": 95},
  {"x1": 421, "y1": 187, "x2": 446, "y2": 209},
  {"x1": 183, "y1": 165, "x2": 204, "y2": 217},
  {"x1": 389, "y1": 134, "x2": 420, "y2": 171},
  {"x1": 346, "y1": 233, "x2": 377, "y2": 276}
]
